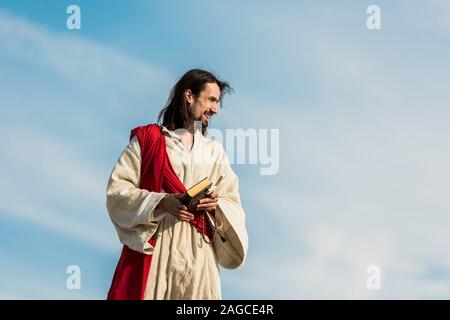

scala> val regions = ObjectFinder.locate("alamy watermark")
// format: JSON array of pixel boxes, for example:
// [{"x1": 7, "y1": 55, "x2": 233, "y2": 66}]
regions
[
  {"x1": 171, "y1": 121, "x2": 280, "y2": 176},
  {"x1": 66, "y1": 265, "x2": 81, "y2": 290},
  {"x1": 66, "y1": 4, "x2": 81, "y2": 30},
  {"x1": 366, "y1": 265, "x2": 381, "y2": 290},
  {"x1": 366, "y1": 5, "x2": 381, "y2": 30}
]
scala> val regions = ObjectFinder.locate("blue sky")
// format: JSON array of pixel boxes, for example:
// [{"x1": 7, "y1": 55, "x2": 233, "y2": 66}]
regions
[{"x1": 1, "y1": 0, "x2": 450, "y2": 299}]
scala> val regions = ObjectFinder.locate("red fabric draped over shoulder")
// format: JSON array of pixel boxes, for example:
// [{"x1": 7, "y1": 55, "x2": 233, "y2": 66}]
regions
[{"x1": 107, "y1": 124, "x2": 213, "y2": 300}]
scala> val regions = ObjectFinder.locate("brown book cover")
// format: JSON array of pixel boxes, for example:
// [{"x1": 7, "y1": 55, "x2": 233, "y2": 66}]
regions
[{"x1": 180, "y1": 177, "x2": 213, "y2": 212}]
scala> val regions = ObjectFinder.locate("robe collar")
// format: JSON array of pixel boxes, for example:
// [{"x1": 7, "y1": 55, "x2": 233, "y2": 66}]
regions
[{"x1": 161, "y1": 125, "x2": 203, "y2": 143}]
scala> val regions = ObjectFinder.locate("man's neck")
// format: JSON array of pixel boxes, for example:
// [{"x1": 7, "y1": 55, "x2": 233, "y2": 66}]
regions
[{"x1": 171, "y1": 119, "x2": 204, "y2": 135}]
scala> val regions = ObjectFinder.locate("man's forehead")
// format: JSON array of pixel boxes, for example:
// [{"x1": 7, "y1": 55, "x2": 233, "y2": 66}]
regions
[{"x1": 201, "y1": 82, "x2": 220, "y2": 97}]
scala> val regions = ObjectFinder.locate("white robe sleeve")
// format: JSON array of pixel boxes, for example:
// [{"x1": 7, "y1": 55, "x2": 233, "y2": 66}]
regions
[
  {"x1": 106, "y1": 136, "x2": 166, "y2": 254},
  {"x1": 210, "y1": 143, "x2": 249, "y2": 269}
]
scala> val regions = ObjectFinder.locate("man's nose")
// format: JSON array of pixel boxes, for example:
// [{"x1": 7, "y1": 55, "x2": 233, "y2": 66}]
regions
[{"x1": 210, "y1": 103, "x2": 218, "y2": 115}]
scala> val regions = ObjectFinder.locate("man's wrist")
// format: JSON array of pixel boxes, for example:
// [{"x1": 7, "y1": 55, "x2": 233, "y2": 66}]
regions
[{"x1": 155, "y1": 194, "x2": 168, "y2": 211}]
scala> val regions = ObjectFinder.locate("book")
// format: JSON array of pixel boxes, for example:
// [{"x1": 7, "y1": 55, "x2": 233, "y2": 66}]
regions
[
  {"x1": 180, "y1": 174, "x2": 225, "y2": 212},
  {"x1": 180, "y1": 177, "x2": 213, "y2": 212},
  {"x1": 205, "y1": 174, "x2": 225, "y2": 197}
]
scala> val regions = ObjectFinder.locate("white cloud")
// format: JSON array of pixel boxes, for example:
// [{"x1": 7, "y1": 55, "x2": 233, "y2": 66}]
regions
[
  {"x1": 0, "y1": 253, "x2": 102, "y2": 299},
  {"x1": 0, "y1": 9, "x2": 172, "y2": 96},
  {"x1": 0, "y1": 125, "x2": 119, "y2": 253},
  {"x1": 0, "y1": 10, "x2": 174, "y2": 254},
  {"x1": 213, "y1": 2, "x2": 450, "y2": 298},
  {"x1": 2, "y1": 2, "x2": 450, "y2": 299}
]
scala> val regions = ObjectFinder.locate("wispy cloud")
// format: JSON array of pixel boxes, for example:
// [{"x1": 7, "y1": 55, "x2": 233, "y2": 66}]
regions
[
  {"x1": 0, "y1": 9, "x2": 172, "y2": 96},
  {"x1": 0, "y1": 9, "x2": 174, "y2": 254},
  {"x1": 213, "y1": 1, "x2": 450, "y2": 298},
  {"x1": 1, "y1": 1, "x2": 450, "y2": 299}
]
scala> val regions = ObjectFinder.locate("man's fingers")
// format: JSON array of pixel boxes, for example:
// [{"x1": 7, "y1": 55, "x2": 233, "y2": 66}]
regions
[
  {"x1": 175, "y1": 213, "x2": 193, "y2": 221},
  {"x1": 197, "y1": 205, "x2": 216, "y2": 210},
  {"x1": 208, "y1": 191, "x2": 219, "y2": 199},
  {"x1": 179, "y1": 215, "x2": 192, "y2": 221},
  {"x1": 179, "y1": 210, "x2": 194, "y2": 220},
  {"x1": 199, "y1": 198, "x2": 218, "y2": 204},
  {"x1": 197, "y1": 203, "x2": 217, "y2": 210},
  {"x1": 167, "y1": 208, "x2": 191, "y2": 220},
  {"x1": 197, "y1": 199, "x2": 218, "y2": 207}
]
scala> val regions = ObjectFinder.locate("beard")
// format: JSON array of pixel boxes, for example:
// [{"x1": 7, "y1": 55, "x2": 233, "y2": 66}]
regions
[
  {"x1": 188, "y1": 103, "x2": 209, "y2": 134},
  {"x1": 192, "y1": 115, "x2": 208, "y2": 135},
  {"x1": 200, "y1": 117, "x2": 208, "y2": 134}
]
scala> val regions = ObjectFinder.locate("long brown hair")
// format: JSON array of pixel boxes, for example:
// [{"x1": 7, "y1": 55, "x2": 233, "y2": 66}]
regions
[{"x1": 157, "y1": 69, "x2": 232, "y2": 135}]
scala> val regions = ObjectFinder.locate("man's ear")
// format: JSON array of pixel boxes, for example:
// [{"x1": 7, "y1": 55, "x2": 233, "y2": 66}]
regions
[{"x1": 185, "y1": 89, "x2": 194, "y2": 105}]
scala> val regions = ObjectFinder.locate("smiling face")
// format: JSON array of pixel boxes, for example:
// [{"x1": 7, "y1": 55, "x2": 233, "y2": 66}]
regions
[{"x1": 185, "y1": 82, "x2": 221, "y2": 129}]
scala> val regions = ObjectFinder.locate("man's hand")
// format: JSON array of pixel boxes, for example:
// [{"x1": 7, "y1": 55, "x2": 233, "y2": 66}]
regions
[
  {"x1": 196, "y1": 191, "x2": 219, "y2": 213},
  {"x1": 157, "y1": 194, "x2": 194, "y2": 222}
]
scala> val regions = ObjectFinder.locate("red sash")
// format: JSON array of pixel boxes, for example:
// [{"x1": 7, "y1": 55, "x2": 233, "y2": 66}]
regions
[{"x1": 107, "y1": 124, "x2": 213, "y2": 300}]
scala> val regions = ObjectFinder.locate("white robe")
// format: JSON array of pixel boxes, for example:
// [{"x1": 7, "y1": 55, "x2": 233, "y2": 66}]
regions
[{"x1": 106, "y1": 125, "x2": 248, "y2": 299}]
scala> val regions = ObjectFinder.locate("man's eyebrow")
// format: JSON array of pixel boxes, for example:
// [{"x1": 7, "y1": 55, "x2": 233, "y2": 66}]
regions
[{"x1": 208, "y1": 96, "x2": 220, "y2": 102}]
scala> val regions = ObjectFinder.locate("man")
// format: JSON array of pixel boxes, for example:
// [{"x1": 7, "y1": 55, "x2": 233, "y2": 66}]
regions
[{"x1": 106, "y1": 69, "x2": 248, "y2": 300}]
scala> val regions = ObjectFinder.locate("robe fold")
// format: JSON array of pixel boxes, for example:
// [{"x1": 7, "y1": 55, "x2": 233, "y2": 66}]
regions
[{"x1": 106, "y1": 123, "x2": 248, "y2": 300}]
